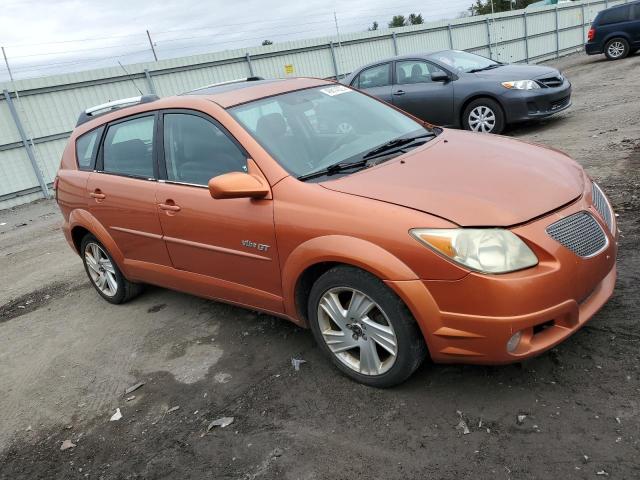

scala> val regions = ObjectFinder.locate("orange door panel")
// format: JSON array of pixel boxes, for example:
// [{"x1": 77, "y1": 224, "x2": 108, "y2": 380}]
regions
[
  {"x1": 86, "y1": 173, "x2": 171, "y2": 266},
  {"x1": 155, "y1": 182, "x2": 283, "y2": 306}
]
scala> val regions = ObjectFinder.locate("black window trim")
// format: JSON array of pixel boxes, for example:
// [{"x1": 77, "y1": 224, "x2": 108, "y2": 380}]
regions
[
  {"x1": 75, "y1": 125, "x2": 105, "y2": 171},
  {"x1": 157, "y1": 108, "x2": 250, "y2": 189},
  {"x1": 356, "y1": 62, "x2": 392, "y2": 89},
  {"x1": 96, "y1": 111, "x2": 159, "y2": 182}
]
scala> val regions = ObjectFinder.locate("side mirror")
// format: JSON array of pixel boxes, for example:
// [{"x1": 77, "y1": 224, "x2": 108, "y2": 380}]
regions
[
  {"x1": 431, "y1": 71, "x2": 450, "y2": 82},
  {"x1": 208, "y1": 172, "x2": 269, "y2": 199}
]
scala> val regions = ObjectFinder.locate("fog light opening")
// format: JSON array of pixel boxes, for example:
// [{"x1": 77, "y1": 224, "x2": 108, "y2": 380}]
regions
[{"x1": 507, "y1": 331, "x2": 522, "y2": 353}]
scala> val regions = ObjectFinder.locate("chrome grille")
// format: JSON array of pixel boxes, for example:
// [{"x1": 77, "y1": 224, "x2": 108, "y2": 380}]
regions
[
  {"x1": 592, "y1": 182, "x2": 614, "y2": 233},
  {"x1": 546, "y1": 212, "x2": 607, "y2": 257}
]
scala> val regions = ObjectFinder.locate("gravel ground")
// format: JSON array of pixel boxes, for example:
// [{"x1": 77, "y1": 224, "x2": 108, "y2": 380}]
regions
[{"x1": 0, "y1": 51, "x2": 639, "y2": 480}]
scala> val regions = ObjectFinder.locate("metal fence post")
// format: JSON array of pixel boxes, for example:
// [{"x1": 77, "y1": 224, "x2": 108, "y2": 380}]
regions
[
  {"x1": 447, "y1": 24, "x2": 454, "y2": 49},
  {"x1": 3, "y1": 89, "x2": 49, "y2": 199},
  {"x1": 245, "y1": 53, "x2": 255, "y2": 77},
  {"x1": 143, "y1": 69, "x2": 157, "y2": 95},
  {"x1": 555, "y1": 5, "x2": 560, "y2": 58},
  {"x1": 391, "y1": 32, "x2": 399, "y2": 55},
  {"x1": 329, "y1": 42, "x2": 340, "y2": 80},
  {"x1": 486, "y1": 18, "x2": 493, "y2": 59},
  {"x1": 523, "y1": 12, "x2": 530, "y2": 63},
  {"x1": 581, "y1": 4, "x2": 587, "y2": 43}
]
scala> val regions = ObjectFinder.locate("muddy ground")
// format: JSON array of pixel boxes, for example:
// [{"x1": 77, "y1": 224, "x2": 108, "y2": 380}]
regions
[{"x1": 0, "y1": 51, "x2": 639, "y2": 479}]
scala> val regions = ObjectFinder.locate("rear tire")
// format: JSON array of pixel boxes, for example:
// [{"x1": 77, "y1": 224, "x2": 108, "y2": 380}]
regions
[
  {"x1": 462, "y1": 98, "x2": 505, "y2": 134},
  {"x1": 307, "y1": 266, "x2": 427, "y2": 388},
  {"x1": 81, "y1": 234, "x2": 143, "y2": 304},
  {"x1": 604, "y1": 38, "x2": 629, "y2": 60}
]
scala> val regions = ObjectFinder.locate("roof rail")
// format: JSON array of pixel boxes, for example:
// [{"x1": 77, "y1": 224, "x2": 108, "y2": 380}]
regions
[
  {"x1": 184, "y1": 76, "x2": 264, "y2": 94},
  {"x1": 76, "y1": 94, "x2": 159, "y2": 126}
]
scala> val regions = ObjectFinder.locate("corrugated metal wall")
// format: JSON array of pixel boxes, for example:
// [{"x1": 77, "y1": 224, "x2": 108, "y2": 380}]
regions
[{"x1": 0, "y1": 0, "x2": 627, "y2": 209}]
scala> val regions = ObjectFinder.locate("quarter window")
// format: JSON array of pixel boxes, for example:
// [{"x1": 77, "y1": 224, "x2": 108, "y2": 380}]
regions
[
  {"x1": 357, "y1": 63, "x2": 391, "y2": 89},
  {"x1": 395, "y1": 60, "x2": 446, "y2": 85},
  {"x1": 599, "y1": 6, "x2": 630, "y2": 25},
  {"x1": 163, "y1": 113, "x2": 247, "y2": 185},
  {"x1": 75, "y1": 127, "x2": 103, "y2": 170},
  {"x1": 103, "y1": 116, "x2": 155, "y2": 178}
]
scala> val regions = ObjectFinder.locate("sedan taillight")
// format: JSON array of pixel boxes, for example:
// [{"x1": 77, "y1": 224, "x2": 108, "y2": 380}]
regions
[{"x1": 587, "y1": 27, "x2": 595, "y2": 41}]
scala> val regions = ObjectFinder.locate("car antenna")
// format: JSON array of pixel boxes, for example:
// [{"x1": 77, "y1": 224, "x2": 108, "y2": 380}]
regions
[{"x1": 117, "y1": 61, "x2": 144, "y2": 96}]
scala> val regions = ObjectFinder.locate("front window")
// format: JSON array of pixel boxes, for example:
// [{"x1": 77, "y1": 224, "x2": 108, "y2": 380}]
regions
[
  {"x1": 430, "y1": 50, "x2": 501, "y2": 74},
  {"x1": 229, "y1": 85, "x2": 433, "y2": 180}
]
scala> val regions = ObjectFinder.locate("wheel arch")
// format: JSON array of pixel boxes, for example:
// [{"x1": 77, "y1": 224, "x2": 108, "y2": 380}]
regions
[
  {"x1": 68, "y1": 209, "x2": 126, "y2": 273},
  {"x1": 603, "y1": 32, "x2": 633, "y2": 46},
  {"x1": 282, "y1": 235, "x2": 419, "y2": 326}
]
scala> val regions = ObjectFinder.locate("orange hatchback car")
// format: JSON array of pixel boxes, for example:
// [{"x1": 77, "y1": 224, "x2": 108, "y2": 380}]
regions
[{"x1": 56, "y1": 77, "x2": 617, "y2": 387}]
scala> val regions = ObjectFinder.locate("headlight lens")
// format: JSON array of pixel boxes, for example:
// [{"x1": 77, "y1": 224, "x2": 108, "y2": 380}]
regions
[
  {"x1": 501, "y1": 80, "x2": 540, "y2": 90},
  {"x1": 410, "y1": 228, "x2": 538, "y2": 274}
]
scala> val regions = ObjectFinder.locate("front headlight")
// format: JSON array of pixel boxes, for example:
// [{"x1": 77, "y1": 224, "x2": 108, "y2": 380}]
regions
[
  {"x1": 410, "y1": 228, "x2": 538, "y2": 274},
  {"x1": 501, "y1": 80, "x2": 540, "y2": 90}
]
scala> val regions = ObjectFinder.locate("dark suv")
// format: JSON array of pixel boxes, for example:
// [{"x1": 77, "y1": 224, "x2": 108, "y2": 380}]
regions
[{"x1": 585, "y1": 1, "x2": 640, "y2": 60}]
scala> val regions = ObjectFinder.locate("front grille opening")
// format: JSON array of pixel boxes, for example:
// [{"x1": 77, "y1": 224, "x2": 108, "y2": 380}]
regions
[
  {"x1": 533, "y1": 320, "x2": 555, "y2": 335},
  {"x1": 546, "y1": 211, "x2": 607, "y2": 257}
]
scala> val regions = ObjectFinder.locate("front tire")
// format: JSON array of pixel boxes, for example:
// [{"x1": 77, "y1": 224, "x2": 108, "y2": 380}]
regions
[
  {"x1": 81, "y1": 234, "x2": 143, "y2": 304},
  {"x1": 307, "y1": 266, "x2": 426, "y2": 388},
  {"x1": 604, "y1": 38, "x2": 629, "y2": 60},
  {"x1": 462, "y1": 98, "x2": 505, "y2": 134}
]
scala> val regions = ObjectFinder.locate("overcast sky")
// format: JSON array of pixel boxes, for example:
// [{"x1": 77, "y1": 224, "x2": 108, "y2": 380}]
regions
[{"x1": 0, "y1": 0, "x2": 473, "y2": 82}]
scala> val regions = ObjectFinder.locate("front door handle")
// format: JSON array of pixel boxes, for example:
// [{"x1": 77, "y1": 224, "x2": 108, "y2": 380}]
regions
[
  {"x1": 159, "y1": 203, "x2": 181, "y2": 212},
  {"x1": 89, "y1": 190, "x2": 106, "y2": 201},
  {"x1": 393, "y1": 90, "x2": 405, "y2": 96}
]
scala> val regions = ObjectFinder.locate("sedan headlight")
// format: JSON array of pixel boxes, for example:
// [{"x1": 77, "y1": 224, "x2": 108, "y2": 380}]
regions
[
  {"x1": 410, "y1": 228, "x2": 538, "y2": 274},
  {"x1": 501, "y1": 80, "x2": 540, "y2": 90}
]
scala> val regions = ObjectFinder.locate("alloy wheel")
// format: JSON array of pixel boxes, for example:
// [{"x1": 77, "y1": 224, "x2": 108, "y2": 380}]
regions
[
  {"x1": 317, "y1": 287, "x2": 398, "y2": 376},
  {"x1": 84, "y1": 242, "x2": 118, "y2": 297},
  {"x1": 468, "y1": 105, "x2": 496, "y2": 133},
  {"x1": 607, "y1": 41, "x2": 625, "y2": 58}
]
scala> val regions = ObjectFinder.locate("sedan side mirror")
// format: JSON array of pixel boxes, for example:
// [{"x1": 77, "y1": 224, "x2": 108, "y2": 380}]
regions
[
  {"x1": 431, "y1": 71, "x2": 450, "y2": 82},
  {"x1": 208, "y1": 172, "x2": 270, "y2": 199}
]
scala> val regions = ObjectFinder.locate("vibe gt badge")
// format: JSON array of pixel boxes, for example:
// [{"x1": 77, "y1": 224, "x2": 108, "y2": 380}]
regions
[{"x1": 241, "y1": 240, "x2": 270, "y2": 252}]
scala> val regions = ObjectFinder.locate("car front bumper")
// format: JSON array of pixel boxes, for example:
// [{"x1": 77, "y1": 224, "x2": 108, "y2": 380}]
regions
[
  {"x1": 387, "y1": 191, "x2": 618, "y2": 365},
  {"x1": 501, "y1": 80, "x2": 572, "y2": 124}
]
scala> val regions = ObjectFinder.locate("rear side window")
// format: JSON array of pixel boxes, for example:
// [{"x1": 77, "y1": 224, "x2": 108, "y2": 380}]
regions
[
  {"x1": 357, "y1": 63, "x2": 391, "y2": 89},
  {"x1": 163, "y1": 113, "x2": 246, "y2": 185},
  {"x1": 633, "y1": 4, "x2": 640, "y2": 20},
  {"x1": 75, "y1": 127, "x2": 103, "y2": 171},
  {"x1": 599, "y1": 6, "x2": 630, "y2": 25},
  {"x1": 102, "y1": 116, "x2": 155, "y2": 178}
]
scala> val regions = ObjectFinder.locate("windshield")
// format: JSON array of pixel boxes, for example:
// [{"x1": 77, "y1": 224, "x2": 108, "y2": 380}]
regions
[
  {"x1": 430, "y1": 50, "x2": 500, "y2": 73},
  {"x1": 229, "y1": 85, "x2": 432, "y2": 179}
]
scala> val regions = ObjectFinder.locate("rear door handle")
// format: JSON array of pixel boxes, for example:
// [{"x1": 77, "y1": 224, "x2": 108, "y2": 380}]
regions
[
  {"x1": 393, "y1": 90, "x2": 405, "y2": 96},
  {"x1": 159, "y1": 203, "x2": 181, "y2": 212}
]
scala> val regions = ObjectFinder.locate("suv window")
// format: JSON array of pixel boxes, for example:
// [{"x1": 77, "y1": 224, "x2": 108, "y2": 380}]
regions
[
  {"x1": 75, "y1": 127, "x2": 103, "y2": 171},
  {"x1": 599, "y1": 6, "x2": 630, "y2": 25},
  {"x1": 633, "y1": 4, "x2": 640, "y2": 20},
  {"x1": 163, "y1": 113, "x2": 247, "y2": 185},
  {"x1": 356, "y1": 63, "x2": 391, "y2": 89},
  {"x1": 395, "y1": 60, "x2": 446, "y2": 85},
  {"x1": 103, "y1": 116, "x2": 155, "y2": 178}
]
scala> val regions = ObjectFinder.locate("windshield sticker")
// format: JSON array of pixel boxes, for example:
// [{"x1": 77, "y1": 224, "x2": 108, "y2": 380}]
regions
[{"x1": 320, "y1": 85, "x2": 352, "y2": 96}]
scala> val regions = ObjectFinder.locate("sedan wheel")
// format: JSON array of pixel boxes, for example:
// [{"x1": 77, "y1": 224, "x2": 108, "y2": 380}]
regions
[
  {"x1": 84, "y1": 242, "x2": 118, "y2": 297},
  {"x1": 317, "y1": 287, "x2": 397, "y2": 376},
  {"x1": 468, "y1": 106, "x2": 497, "y2": 133}
]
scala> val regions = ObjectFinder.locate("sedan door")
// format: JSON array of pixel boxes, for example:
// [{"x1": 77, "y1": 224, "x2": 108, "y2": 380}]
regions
[
  {"x1": 351, "y1": 62, "x2": 393, "y2": 103},
  {"x1": 391, "y1": 60, "x2": 455, "y2": 126},
  {"x1": 154, "y1": 110, "x2": 283, "y2": 313}
]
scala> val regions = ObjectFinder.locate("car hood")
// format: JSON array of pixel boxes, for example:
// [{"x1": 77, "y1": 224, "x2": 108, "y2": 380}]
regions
[
  {"x1": 320, "y1": 129, "x2": 584, "y2": 227},
  {"x1": 471, "y1": 63, "x2": 560, "y2": 81}
]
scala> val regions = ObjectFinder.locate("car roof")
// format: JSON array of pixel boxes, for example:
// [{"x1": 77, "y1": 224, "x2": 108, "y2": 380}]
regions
[
  {"x1": 186, "y1": 77, "x2": 332, "y2": 108},
  {"x1": 347, "y1": 50, "x2": 450, "y2": 75}
]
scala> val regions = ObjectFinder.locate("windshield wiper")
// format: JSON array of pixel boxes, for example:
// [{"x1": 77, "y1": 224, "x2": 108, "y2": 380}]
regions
[
  {"x1": 297, "y1": 159, "x2": 370, "y2": 181},
  {"x1": 468, "y1": 63, "x2": 503, "y2": 73},
  {"x1": 361, "y1": 133, "x2": 433, "y2": 161}
]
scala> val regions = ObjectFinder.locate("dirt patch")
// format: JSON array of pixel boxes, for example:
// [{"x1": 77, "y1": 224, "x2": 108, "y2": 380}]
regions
[{"x1": 0, "y1": 281, "x2": 78, "y2": 323}]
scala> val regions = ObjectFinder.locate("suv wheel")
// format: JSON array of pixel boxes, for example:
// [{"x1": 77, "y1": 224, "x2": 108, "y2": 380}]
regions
[
  {"x1": 81, "y1": 234, "x2": 143, "y2": 304},
  {"x1": 307, "y1": 266, "x2": 426, "y2": 387},
  {"x1": 604, "y1": 38, "x2": 629, "y2": 60},
  {"x1": 462, "y1": 98, "x2": 505, "y2": 134}
]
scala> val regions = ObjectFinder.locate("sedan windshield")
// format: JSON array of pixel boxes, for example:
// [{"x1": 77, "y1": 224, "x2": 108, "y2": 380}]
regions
[
  {"x1": 430, "y1": 50, "x2": 501, "y2": 74},
  {"x1": 229, "y1": 85, "x2": 434, "y2": 179}
]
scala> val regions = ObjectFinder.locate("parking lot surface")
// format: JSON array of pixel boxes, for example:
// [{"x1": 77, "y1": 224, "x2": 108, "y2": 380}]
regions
[{"x1": 1, "y1": 52, "x2": 639, "y2": 479}]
